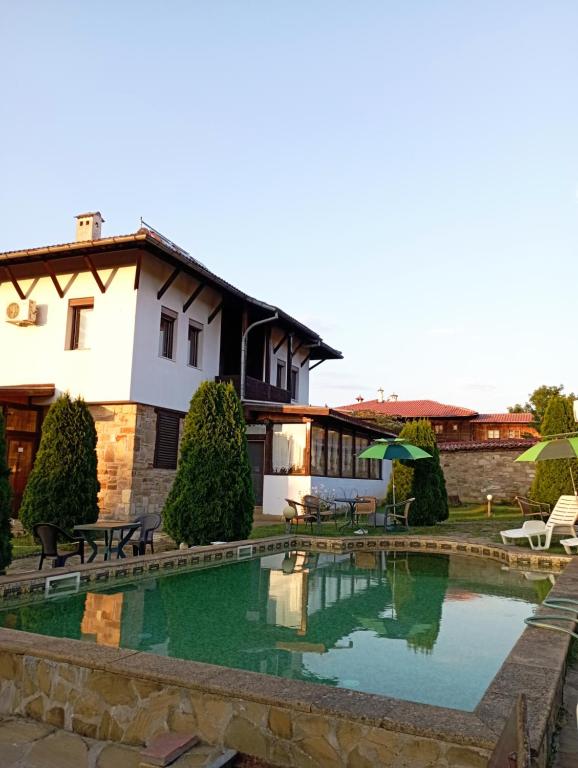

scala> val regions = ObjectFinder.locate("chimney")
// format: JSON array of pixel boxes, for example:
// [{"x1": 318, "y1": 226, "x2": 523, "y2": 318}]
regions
[
  {"x1": 75, "y1": 212, "x2": 104, "y2": 242},
  {"x1": 377, "y1": 387, "x2": 385, "y2": 403},
  {"x1": 355, "y1": 395, "x2": 364, "y2": 403},
  {"x1": 387, "y1": 393, "x2": 398, "y2": 402}
]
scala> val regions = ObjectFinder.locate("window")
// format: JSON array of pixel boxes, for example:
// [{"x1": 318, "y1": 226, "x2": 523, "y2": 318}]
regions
[
  {"x1": 188, "y1": 321, "x2": 202, "y2": 367},
  {"x1": 290, "y1": 367, "x2": 299, "y2": 400},
  {"x1": 67, "y1": 298, "x2": 93, "y2": 350},
  {"x1": 508, "y1": 429, "x2": 518, "y2": 439},
  {"x1": 327, "y1": 430, "x2": 340, "y2": 477},
  {"x1": 311, "y1": 426, "x2": 326, "y2": 475},
  {"x1": 452, "y1": 424, "x2": 459, "y2": 432},
  {"x1": 275, "y1": 361, "x2": 286, "y2": 389},
  {"x1": 154, "y1": 409, "x2": 182, "y2": 469},
  {"x1": 341, "y1": 433, "x2": 354, "y2": 477},
  {"x1": 434, "y1": 424, "x2": 443, "y2": 434},
  {"x1": 355, "y1": 437, "x2": 370, "y2": 478},
  {"x1": 370, "y1": 455, "x2": 381, "y2": 480},
  {"x1": 159, "y1": 309, "x2": 176, "y2": 360},
  {"x1": 272, "y1": 424, "x2": 306, "y2": 474},
  {"x1": 487, "y1": 429, "x2": 500, "y2": 439}
]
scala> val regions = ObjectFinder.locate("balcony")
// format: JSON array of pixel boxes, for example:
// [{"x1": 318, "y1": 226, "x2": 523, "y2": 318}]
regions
[{"x1": 216, "y1": 375, "x2": 291, "y2": 404}]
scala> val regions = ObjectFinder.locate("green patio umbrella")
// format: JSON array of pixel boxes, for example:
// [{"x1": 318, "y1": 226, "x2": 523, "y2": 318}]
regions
[
  {"x1": 357, "y1": 438, "x2": 432, "y2": 506},
  {"x1": 515, "y1": 436, "x2": 578, "y2": 494}
]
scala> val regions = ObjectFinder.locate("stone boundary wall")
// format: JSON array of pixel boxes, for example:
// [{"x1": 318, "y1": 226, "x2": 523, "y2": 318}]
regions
[
  {"x1": 440, "y1": 446, "x2": 536, "y2": 503},
  {"x1": 0, "y1": 537, "x2": 573, "y2": 766}
]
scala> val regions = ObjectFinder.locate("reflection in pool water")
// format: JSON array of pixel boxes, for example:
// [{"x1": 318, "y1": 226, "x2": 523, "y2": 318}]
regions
[{"x1": 0, "y1": 551, "x2": 551, "y2": 710}]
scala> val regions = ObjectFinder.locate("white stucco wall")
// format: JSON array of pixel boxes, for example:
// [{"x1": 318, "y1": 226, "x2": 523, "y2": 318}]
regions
[
  {"x1": 0, "y1": 267, "x2": 137, "y2": 402},
  {"x1": 130, "y1": 255, "x2": 223, "y2": 412},
  {"x1": 262, "y1": 463, "x2": 391, "y2": 517}
]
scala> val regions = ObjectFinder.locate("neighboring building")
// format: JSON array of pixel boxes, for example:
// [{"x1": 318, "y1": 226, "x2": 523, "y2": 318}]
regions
[
  {"x1": 0, "y1": 213, "x2": 389, "y2": 519},
  {"x1": 337, "y1": 396, "x2": 539, "y2": 443}
]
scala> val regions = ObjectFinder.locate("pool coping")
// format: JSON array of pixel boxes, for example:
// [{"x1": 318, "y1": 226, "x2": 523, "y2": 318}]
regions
[{"x1": 0, "y1": 535, "x2": 574, "y2": 764}]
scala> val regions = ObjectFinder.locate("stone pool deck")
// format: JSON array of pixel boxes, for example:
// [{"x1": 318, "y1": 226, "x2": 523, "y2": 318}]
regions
[{"x1": 0, "y1": 535, "x2": 575, "y2": 767}]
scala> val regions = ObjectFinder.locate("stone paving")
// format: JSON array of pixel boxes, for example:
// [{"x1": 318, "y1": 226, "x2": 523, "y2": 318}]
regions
[
  {"x1": 0, "y1": 716, "x2": 240, "y2": 768},
  {"x1": 553, "y1": 656, "x2": 578, "y2": 768}
]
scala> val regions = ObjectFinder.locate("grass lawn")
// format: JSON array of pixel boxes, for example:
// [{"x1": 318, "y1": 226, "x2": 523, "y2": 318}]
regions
[
  {"x1": 12, "y1": 533, "x2": 41, "y2": 559},
  {"x1": 250, "y1": 503, "x2": 570, "y2": 555}
]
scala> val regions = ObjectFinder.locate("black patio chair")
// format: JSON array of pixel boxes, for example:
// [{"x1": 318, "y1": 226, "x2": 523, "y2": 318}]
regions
[
  {"x1": 130, "y1": 513, "x2": 162, "y2": 556},
  {"x1": 33, "y1": 523, "x2": 85, "y2": 570}
]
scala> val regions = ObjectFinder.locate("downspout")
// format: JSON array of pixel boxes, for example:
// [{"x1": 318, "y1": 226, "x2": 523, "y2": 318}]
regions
[{"x1": 240, "y1": 312, "x2": 279, "y2": 401}]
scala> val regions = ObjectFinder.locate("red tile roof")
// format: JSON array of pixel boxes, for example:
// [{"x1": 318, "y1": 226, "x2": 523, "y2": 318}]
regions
[
  {"x1": 439, "y1": 439, "x2": 537, "y2": 452},
  {"x1": 471, "y1": 413, "x2": 534, "y2": 423},
  {"x1": 338, "y1": 399, "x2": 477, "y2": 418}
]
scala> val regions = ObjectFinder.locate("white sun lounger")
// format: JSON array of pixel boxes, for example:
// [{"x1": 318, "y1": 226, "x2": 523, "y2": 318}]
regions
[{"x1": 501, "y1": 495, "x2": 578, "y2": 551}]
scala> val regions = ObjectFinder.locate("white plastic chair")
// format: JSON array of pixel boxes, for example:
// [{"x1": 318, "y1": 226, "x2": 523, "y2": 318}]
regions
[{"x1": 501, "y1": 495, "x2": 578, "y2": 551}]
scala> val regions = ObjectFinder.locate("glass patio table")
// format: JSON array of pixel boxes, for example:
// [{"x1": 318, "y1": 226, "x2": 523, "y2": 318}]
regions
[
  {"x1": 73, "y1": 521, "x2": 141, "y2": 562},
  {"x1": 334, "y1": 497, "x2": 360, "y2": 531}
]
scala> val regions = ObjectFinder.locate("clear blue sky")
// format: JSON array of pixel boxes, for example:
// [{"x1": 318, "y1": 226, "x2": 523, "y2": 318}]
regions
[{"x1": 1, "y1": 2, "x2": 577, "y2": 411}]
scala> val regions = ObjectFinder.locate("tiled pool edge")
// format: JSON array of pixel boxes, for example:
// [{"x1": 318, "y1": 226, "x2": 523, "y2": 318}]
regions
[{"x1": 0, "y1": 536, "x2": 574, "y2": 767}]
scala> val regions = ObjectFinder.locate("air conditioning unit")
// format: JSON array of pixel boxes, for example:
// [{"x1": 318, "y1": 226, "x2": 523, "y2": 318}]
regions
[{"x1": 6, "y1": 300, "x2": 37, "y2": 326}]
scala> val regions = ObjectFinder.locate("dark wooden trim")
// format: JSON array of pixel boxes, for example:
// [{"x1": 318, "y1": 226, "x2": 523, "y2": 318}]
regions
[
  {"x1": 264, "y1": 422, "x2": 273, "y2": 475},
  {"x1": 286, "y1": 334, "x2": 293, "y2": 392},
  {"x1": 182, "y1": 283, "x2": 204, "y2": 313},
  {"x1": 273, "y1": 333, "x2": 288, "y2": 354},
  {"x1": 304, "y1": 420, "x2": 312, "y2": 476},
  {"x1": 42, "y1": 260, "x2": 64, "y2": 298},
  {"x1": 208, "y1": 301, "x2": 223, "y2": 324},
  {"x1": 4, "y1": 266, "x2": 25, "y2": 300},
  {"x1": 308, "y1": 359, "x2": 326, "y2": 372},
  {"x1": 83, "y1": 256, "x2": 106, "y2": 294},
  {"x1": 69, "y1": 297, "x2": 94, "y2": 308},
  {"x1": 134, "y1": 252, "x2": 142, "y2": 290},
  {"x1": 300, "y1": 353, "x2": 311, "y2": 368},
  {"x1": 157, "y1": 267, "x2": 181, "y2": 300},
  {"x1": 264, "y1": 327, "x2": 271, "y2": 384}
]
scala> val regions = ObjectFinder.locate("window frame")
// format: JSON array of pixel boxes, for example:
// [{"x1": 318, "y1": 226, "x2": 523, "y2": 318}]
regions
[
  {"x1": 275, "y1": 361, "x2": 286, "y2": 389},
  {"x1": 290, "y1": 366, "x2": 299, "y2": 401},
  {"x1": 153, "y1": 408, "x2": 184, "y2": 469},
  {"x1": 487, "y1": 428, "x2": 500, "y2": 439},
  {"x1": 159, "y1": 308, "x2": 177, "y2": 361},
  {"x1": 187, "y1": 320, "x2": 203, "y2": 368},
  {"x1": 66, "y1": 297, "x2": 94, "y2": 351}
]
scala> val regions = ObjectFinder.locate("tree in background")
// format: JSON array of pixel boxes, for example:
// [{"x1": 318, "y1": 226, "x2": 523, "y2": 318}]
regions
[
  {"x1": 19, "y1": 394, "x2": 99, "y2": 534},
  {"x1": 386, "y1": 420, "x2": 448, "y2": 525},
  {"x1": 350, "y1": 410, "x2": 404, "y2": 435},
  {"x1": 0, "y1": 412, "x2": 13, "y2": 574},
  {"x1": 508, "y1": 384, "x2": 575, "y2": 432},
  {"x1": 530, "y1": 395, "x2": 578, "y2": 507},
  {"x1": 163, "y1": 381, "x2": 254, "y2": 546}
]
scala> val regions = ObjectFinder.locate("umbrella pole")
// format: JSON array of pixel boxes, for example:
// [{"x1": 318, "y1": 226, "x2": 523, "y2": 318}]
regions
[{"x1": 392, "y1": 462, "x2": 396, "y2": 507}]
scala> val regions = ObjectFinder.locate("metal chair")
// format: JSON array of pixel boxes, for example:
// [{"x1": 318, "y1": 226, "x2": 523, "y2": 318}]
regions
[
  {"x1": 514, "y1": 495, "x2": 551, "y2": 521},
  {"x1": 129, "y1": 513, "x2": 162, "y2": 556},
  {"x1": 384, "y1": 498, "x2": 415, "y2": 531},
  {"x1": 303, "y1": 495, "x2": 338, "y2": 529},
  {"x1": 33, "y1": 523, "x2": 85, "y2": 570},
  {"x1": 284, "y1": 499, "x2": 316, "y2": 533}
]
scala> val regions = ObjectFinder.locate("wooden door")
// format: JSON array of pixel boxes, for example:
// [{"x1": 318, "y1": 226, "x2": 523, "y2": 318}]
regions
[
  {"x1": 247, "y1": 440, "x2": 265, "y2": 506},
  {"x1": 7, "y1": 437, "x2": 35, "y2": 517}
]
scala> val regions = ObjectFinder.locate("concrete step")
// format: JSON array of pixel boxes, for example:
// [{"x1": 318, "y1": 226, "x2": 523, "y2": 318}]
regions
[{"x1": 140, "y1": 740, "x2": 237, "y2": 768}]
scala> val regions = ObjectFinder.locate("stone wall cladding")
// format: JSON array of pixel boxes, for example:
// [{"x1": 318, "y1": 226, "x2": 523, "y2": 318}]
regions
[
  {"x1": 440, "y1": 447, "x2": 536, "y2": 503},
  {"x1": 90, "y1": 403, "x2": 180, "y2": 520}
]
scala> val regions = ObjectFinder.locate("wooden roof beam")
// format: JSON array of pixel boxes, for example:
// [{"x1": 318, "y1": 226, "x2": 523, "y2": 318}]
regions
[
  {"x1": 83, "y1": 255, "x2": 106, "y2": 294},
  {"x1": 300, "y1": 353, "x2": 311, "y2": 368},
  {"x1": 4, "y1": 266, "x2": 25, "y2": 300},
  {"x1": 157, "y1": 267, "x2": 181, "y2": 300},
  {"x1": 42, "y1": 259, "x2": 64, "y2": 298},
  {"x1": 208, "y1": 301, "x2": 223, "y2": 324},
  {"x1": 183, "y1": 283, "x2": 205, "y2": 313},
  {"x1": 273, "y1": 333, "x2": 288, "y2": 354}
]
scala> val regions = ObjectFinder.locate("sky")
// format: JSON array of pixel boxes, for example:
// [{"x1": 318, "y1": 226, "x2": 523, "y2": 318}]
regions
[{"x1": 1, "y1": 1, "x2": 577, "y2": 412}]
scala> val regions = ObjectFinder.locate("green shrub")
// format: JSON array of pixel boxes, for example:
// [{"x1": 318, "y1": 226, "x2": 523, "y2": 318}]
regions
[
  {"x1": 0, "y1": 412, "x2": 13, "y2": 573},
  {"x1": 387, "y1": 420, "x2": 449, "y2": 525},
  {"x1": 163, "y1": 381, "x2": 254, "y2": 545},
  {"x1": 19, "y1": 394, "x2": 99, "y2": 534},
  {"x1": 530, "y1": 395, "x2": 578, "y2": 508}
]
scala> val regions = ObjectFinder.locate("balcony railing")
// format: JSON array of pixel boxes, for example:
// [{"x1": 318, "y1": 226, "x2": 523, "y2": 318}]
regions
[{"x1": 216, "y1": 375, "x2": 291, "y2": 404}]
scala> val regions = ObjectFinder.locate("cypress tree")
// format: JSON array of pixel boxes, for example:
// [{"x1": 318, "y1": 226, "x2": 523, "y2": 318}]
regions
[
  {"x1": 0, "y1": 412, "x2": 13, "y2": 574},
  {"x1": 19, "y1": 394, "x2": 99, "y2": 534},
  {"x1": 163, "y1": 381, "x2": 254, "y2": 545},
  {"x1": 530, "y1": 395, "x2": 577, "y2": 507},
  {"x1": 387, "y1": 420, "x2": 449, "y2": 525}
]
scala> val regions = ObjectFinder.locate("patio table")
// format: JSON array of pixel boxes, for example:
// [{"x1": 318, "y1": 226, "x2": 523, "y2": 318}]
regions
[
  {"x1": 334, "y1": 498, "x2": 360, "y2": 531},
  {"x1": 73, "y1": 521, "x2": 141, "y2": 563}
]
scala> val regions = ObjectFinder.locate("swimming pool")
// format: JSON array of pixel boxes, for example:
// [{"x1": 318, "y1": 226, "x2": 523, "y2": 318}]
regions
[{"x1": 0, "y1": 550, "x2": 550, "y2": 711}]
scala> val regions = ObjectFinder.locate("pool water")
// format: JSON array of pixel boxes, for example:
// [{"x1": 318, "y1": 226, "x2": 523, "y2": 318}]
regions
[{"x1": 0, "y1": 551, "x2": 550, "y2": 710}]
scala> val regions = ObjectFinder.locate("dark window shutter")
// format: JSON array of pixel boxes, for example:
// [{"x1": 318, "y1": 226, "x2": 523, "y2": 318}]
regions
[{"x1": 154, "y1": 409, "x2": 181, "y2": 469}]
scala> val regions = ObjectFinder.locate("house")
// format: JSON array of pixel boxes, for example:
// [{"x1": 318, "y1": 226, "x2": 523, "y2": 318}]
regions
[
  {"x1": 0, "y1": 213, "x2": 390, "y2": 520},
  {"x1": 337, "y1": 395, "x2": 539, "y2": 443}
]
